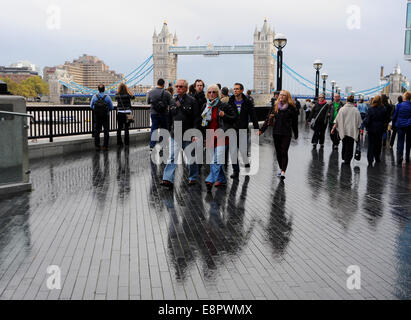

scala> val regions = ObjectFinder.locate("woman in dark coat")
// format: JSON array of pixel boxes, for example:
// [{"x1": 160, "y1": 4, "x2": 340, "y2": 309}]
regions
[
  {"x1": 364, "y1": 95, "x2": 386, "y2": 166},
  {"x1": 115, "y1": 83, "x2": 135, "y2": 146},
  {"x1": 258, "y1": 90, "x2": 299, "y2": 180},
  {"x1": 307, "y1": 93, "x2": 329, "y2": 148},
  {"x1": 201, "y1": 84, "x2": 238, "y2": 191}
]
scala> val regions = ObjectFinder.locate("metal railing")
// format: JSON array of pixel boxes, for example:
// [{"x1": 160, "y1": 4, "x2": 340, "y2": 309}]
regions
[
  {"x1": 25, "y1": 105, "x2": 271, "y2": 142},
  {"x1": 26, "y1": 105, "x2": 151, "y2": 142}
]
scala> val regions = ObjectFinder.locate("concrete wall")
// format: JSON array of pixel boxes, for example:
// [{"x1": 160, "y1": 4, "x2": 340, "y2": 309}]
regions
[{"x1": 0, "y1": 96, "x2": 30, "y2": 184}]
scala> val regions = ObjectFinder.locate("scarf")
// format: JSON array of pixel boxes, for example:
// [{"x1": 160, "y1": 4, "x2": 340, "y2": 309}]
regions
[
  {"x1": 201, "y1": 98, "x2": 219, "y2": 127},
  {"x1": 278, "y1": 102, "x2": 288, "y2": 111}
]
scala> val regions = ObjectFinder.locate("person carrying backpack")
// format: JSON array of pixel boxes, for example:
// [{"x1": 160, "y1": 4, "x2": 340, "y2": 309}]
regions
[
  {"x1": 147, "y1": 78, "x2": 172, "y2": 152},
  {"x1": 90, "y1": 84, "x2": 114, "y2": 151}
]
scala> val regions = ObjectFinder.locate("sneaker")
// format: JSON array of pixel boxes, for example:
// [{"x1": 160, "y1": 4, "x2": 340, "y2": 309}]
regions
[
  {"x1": 280, "y1": 172, "x2": 286, "y2": 180},
  {"x1": 205, "y1": 182, "x2": 213, "y2": 192},
  {"x1": 215, "y1": 182, "x2": 227, "y2": 188},
  {"x1": 188, "y1": 180, "x2": 197, "y2": 186},
  {"x1": 160, "y1": 180, "x2": 173, "y2": 189}
]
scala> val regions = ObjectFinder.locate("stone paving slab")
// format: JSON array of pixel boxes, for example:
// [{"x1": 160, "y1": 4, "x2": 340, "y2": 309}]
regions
[{"x1": 0, "y1": 123, "x2": 410, "y2": 300}]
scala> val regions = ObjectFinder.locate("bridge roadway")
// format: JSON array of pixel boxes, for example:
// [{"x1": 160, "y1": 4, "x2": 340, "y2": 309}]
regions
[{"x1": 0, "y1": 122, "x2": 409, "y2": 300}]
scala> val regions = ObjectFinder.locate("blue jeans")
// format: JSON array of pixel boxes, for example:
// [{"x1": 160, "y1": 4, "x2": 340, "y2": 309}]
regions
[
  {"x1": 150, "y1": 113, "x2": 168, "y2": 149},
  {"x1": 206, "y1": 146, "x2": 227, "y2": 184},
  {"x1": 360, "y1": 113, "x2": 366, "y2": 130},
  {"x1": 163, "y1": 138, "x2": 199, "y2": 183}
]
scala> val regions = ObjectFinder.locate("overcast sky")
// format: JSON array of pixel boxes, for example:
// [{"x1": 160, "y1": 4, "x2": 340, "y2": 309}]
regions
[{"x1": 0, "y1": 0, "x2": 409, "y2": 93}]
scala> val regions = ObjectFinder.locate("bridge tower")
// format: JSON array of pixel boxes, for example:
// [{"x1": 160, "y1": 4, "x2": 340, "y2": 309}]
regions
[
  {"x1": 253, "y1": 19, "x2": 276, "y2": 94},
  {"x1": 153, "y1": 22, "x2": 178, "y2": 87}
]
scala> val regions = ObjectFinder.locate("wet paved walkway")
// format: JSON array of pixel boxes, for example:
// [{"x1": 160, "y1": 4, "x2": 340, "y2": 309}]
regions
[{"x1": 0, "y1": 122, "x2": 410, "y2": 300}]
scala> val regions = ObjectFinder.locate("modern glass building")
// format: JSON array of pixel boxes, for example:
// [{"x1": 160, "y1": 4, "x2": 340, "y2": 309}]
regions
[{"x1": 405, "y1": 0, "x2": 411, "y2": 60}]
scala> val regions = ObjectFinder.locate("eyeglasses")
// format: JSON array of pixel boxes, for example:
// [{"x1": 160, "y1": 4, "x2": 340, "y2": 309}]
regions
[
  {"x1": 208, "y1": 91, "x2": 217, "y2": 94},
  {"x1": 175, "y1": 85, "x2": 186, "y2": 88}
]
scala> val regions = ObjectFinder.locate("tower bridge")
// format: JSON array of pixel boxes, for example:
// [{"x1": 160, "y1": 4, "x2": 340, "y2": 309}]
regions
[{"x1": 153, "y1": 20, "x2": 276, "y2": 96}]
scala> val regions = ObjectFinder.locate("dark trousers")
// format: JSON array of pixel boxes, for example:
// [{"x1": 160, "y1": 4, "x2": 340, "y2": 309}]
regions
[
  {"x1": 342, "y1": 136, "x2": 355, "y2": 163},
  {"x1": 330, "y1": 126, "x2": 340, "y2": 146},
  {"x1": 231, "y1": 129, "x2": 250, "y2": 174},
  {"x1": 397, "y1": 126, "x2": 411, "y2": 161},
  {"x1": 367, "y1": 132, "x2": 383, "y2": 164},
  {"x1": 273, "y1": 134, "x2": 292, "y2": 172},
  {"x1": 150, "y1": 113, "x2": 169, "y2": 149},
  {"x1": 117, "y1": 113, "x2": 130, "y2": 145},
  {"x1": 95, "y1": 116, "x2": 110, "y2": 147},
  {"x1": 312, "y1": 125, "x2": 327, "y2": 145}
]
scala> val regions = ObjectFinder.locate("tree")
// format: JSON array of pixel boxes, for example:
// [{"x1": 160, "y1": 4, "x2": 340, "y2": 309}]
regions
[{"x1": 0, "y1": 76, "x2": 49, "y2": 98}]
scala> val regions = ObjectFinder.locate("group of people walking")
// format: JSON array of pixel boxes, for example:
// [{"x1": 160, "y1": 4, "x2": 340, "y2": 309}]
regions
[
  {"x1": 306, "y1": 92, "x2": 411, "y2": 166},
  {"x1": 147, "y1": 78, "x2": 266, "y2": 191},
  {"x1": 89, "y1": 79, "x2": 411, "y2": 190}
]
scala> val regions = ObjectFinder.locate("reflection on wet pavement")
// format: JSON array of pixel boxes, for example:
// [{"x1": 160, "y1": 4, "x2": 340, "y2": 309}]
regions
[{"x1": 0, "y1": 122, "x2": 409, "y2": 300}]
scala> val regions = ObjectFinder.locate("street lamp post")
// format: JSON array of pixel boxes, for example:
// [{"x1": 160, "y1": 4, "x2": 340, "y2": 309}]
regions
[
  {"x1": 313, "y1": 59, "x2": 323, "y2": 100},
  {"x1": 331, "y1": 80, "x2": 336, "y2": 102},
  {"x1": 274, "y1": 33, "x2": 287, "y2": 92},
  {"x1": 321, "y1": 73, "x2": 328, "y2": 96}
]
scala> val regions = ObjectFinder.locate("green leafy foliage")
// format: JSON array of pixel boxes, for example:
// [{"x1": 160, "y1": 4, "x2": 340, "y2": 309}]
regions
[{"x1": 0, "y1": 76, "x2": 49, "y2": 98}]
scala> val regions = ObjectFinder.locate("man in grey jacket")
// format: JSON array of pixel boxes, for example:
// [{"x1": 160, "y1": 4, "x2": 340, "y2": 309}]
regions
[{"x1": 147, "y1": 78, "x2": 172, "y2": 151}]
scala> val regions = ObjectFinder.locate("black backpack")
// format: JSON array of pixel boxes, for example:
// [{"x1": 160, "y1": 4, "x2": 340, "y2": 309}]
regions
[
  {"x1": 153, "y1": 90, "x2": 167, "y2": 113},
  {"x1": 94, "y1": 94, "x2": 109, "y2": 119}
]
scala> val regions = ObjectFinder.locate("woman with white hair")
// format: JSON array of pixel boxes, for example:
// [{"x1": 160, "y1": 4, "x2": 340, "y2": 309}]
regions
[
  {"x1": 201, "y1": 84, "x2": 238, "y2": 192},
  {"x1": 331, "y1": 95, "x2": 363, "y2": 164}
]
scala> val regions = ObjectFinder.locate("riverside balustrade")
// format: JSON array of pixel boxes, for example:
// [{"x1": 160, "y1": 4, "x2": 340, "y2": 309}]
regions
[
  {"x1": 26, "y1": 105, "x2": 271, "y2": 142},
  {"x1": 26, "y1": 105, "x2": 151, "y2": 142}
]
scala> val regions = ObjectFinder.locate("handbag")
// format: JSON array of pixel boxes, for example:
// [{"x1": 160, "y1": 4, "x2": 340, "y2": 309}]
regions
[
  {"x1": 126, "y1": 113, "x2": 134, "y2": 123},
  {"x1": 265, "y1": 106, "x2": 276, "y2": 127},
  {"x1": 118, "y1": 95, "x2": 134, "y2": 123},
  {"x1": 310, "y1": 103, "x2": 328, "y2": 131}
]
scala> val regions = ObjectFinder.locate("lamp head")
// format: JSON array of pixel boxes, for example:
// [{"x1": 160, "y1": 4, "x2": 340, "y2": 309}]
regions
[
  {"x1": 313, "y1": 59, "x2": 323, "y2": 71},
  {"x1": 274, "y1": 33, "x2": 287, "y2": 49}
]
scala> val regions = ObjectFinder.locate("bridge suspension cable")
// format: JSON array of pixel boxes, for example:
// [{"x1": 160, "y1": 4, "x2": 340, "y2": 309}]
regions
[{"x1": 58, "y1": 55, "x2": 154, "y2": 94}]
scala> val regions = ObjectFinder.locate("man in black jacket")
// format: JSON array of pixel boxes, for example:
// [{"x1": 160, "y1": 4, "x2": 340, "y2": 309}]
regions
[
  {"x1": 228, "y1": 83, "x2": 260, "y2": 178},
  {"x1": 190, "y1": 79, "x2": 207, "y2": 112},
  {"x1": 161, "y1": 79, "x2": 201, "y2": 188}
]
